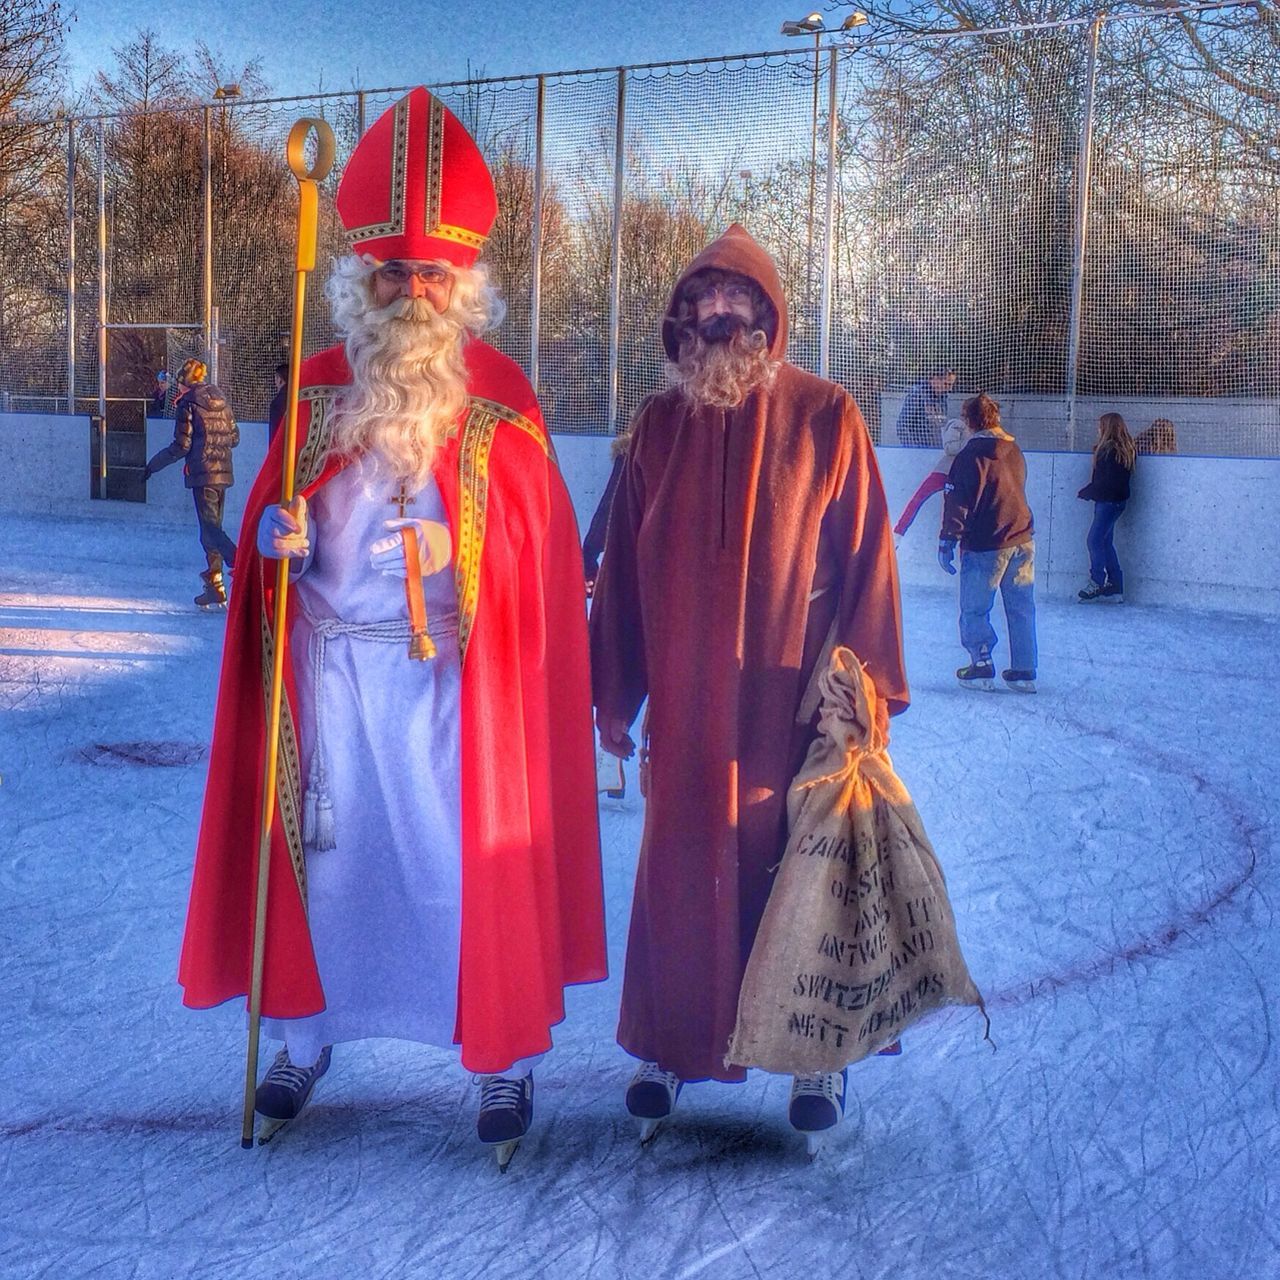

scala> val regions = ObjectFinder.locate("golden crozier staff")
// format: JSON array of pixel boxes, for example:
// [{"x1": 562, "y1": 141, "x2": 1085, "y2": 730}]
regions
[{"x1": 240, "y1": 118, "x2": 335, "y2": 1148}]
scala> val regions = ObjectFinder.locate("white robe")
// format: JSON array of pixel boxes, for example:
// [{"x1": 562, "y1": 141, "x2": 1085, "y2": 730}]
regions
[{"x1": 263, "y1": 462, "x2": 467, "y2": 1067}]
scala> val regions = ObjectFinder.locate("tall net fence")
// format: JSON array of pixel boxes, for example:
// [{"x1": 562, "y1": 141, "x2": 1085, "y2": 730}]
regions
[{"x1": 0, "y1": 4, "x2": 1275, "y2": 457}]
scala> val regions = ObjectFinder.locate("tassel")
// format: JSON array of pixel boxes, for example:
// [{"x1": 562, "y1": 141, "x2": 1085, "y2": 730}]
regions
[
  {"x1": 302, "y1": 787, "x2": 318, "y2": 846},
  {"x1": 312, "y1": 791, "x2": 336, "y2": 852},
  {"x1": 302, "y1": 756, "x2": 335, "y2": 851}
]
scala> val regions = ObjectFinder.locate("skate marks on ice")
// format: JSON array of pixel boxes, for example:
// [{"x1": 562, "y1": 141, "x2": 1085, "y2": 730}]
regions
[
  {"x1": 891, "y1": 672, "x2": 1268, "y2": 1018},
  {"x1": 76, "y1": 740, "x2": 209, "y2": 767},
  {"x1": 976, "y1": 703, "x2": 1266, "y2": 1012}
]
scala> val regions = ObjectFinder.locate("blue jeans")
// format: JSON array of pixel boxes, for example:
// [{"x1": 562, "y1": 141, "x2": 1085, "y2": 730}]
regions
[
  {"x1": 959, "y1": 540, "x2": 1037, "y2": 674},
  {"x1": 1086, "y1": 501, "x2": 1126, "y2": 589},
  {"x1": 192, "y1": 485, "x2": 237, "y2": 575}
]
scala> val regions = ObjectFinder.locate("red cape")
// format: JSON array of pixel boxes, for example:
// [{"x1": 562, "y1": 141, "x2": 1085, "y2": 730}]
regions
[{"x1": 178, "y1": 339, "x2": 607, "y2": 1072}]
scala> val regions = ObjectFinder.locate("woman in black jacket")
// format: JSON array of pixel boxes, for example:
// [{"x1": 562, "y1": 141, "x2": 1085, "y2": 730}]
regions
[
  {"x1": 144, "y1": 358, "x2": 240, "y2": 608},
  {"x1": 1077, "y1": 412, "x2": 1136, "y2": 603}
]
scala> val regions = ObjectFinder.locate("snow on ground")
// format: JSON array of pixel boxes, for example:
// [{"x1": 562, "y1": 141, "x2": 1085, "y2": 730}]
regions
[{"x1": 1, "y1": 508, "x2": 1276, "y2": 1280}]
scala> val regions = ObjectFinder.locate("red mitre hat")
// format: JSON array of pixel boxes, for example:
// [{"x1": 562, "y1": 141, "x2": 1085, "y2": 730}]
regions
[{"x1": 335, "y1": 87, "x2": 497, "y2": 269}]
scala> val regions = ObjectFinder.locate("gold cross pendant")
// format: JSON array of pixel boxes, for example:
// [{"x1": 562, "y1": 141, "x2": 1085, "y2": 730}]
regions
[{"x1": 391, "y1": 481, "x2": 415, "y2": 518}]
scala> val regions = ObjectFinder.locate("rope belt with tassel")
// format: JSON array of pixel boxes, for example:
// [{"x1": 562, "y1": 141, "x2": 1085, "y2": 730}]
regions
[{"x1": 301, "y1": 610, "x2": 459, "y2": 851}]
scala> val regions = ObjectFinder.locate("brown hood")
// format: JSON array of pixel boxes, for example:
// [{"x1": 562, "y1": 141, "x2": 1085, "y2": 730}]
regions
[{"x1": 661, "y1": 223, "x2": 788, "y2": 362}]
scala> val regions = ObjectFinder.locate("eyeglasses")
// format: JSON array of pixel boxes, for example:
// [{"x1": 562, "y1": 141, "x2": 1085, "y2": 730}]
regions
[
  {"x1": 376, "y1": 261, "x2": 451, "y2": 286},
  {"x1": 691, "y1": 280, "x2": 753, "y2": 307}
]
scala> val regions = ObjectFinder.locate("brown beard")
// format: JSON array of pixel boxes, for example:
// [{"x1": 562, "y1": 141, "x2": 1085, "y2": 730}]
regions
[{"x1": 666, "y1": 326, "x2": 778, "y2": 409}]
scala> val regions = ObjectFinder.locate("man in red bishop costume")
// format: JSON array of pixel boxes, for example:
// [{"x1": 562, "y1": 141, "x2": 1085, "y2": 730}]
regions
[{"x1": 178, "y1": 87, "x2": 607, "y2": 1160}]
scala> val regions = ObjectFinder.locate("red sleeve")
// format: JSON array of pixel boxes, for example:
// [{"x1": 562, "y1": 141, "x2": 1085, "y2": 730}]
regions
[{"x1": 893, "y1": 468, "x2": 948, "y2": 535}]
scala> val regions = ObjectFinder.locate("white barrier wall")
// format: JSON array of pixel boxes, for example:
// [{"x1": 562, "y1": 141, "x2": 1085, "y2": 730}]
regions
[
  {"x1": 3, "y1": 414, "x2": 1277, "y2": 616},
  {"x1": 0, "y1": 412, "x2": 270, "y2": 531},
  {"x1": 554, "y1": 435, "x2": 1280, "y2": 617},
  {"x1": 880, "y1": 391, "x2": 1280, "y2": 456}
]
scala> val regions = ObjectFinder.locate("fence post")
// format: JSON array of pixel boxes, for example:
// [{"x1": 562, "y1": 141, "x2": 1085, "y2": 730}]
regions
[
  {"x1": 96, "y1": 120, "x2": 108, "y2": 498},
  {"x1": 530, "y1": 75, "x2": 546, "y2": 391},
  {"x1": 1065, "y1": 14, "x2": 1105, "y2": 452},
  {"x1": 819, "y1": 47, "x2": 840, "y2": 381},
  {"x1": 357, "y1": 91, "x2": 366, "y2": 138},
  {"x1": 66, "y1": 119, "x2": 76, "y2": 416},
  {"x1": 606, "y1": 69, "x2": 626, "y2": 437},
  {"x1": 203, "y1": 106, "x2": 214, "y2": 363}
]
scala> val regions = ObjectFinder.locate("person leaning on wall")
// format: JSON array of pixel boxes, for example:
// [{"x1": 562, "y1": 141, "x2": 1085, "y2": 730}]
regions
[
  {"x1": 267, "y1": 362, "x2": 289, "y2": 445},
  {"x1": 1076, "y1": 412, "x2": 1137, "y2": 604},
  {"x1": 1135, "y1": 418, "x2": 1177, "y2": 455}
]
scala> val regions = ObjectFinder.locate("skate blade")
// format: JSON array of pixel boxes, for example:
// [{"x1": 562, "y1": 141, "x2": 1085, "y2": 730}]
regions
[
  {"x1": 1003, "y1": 681, "x2": 1037, "y2": 694},
  {"x1": 256, "y1": 1117, "x2": 290, "y2": 1145},
  {"x1": 805, "y1": 1131, "x2": 823, "y2": 1160},
  {"x1": 957, "y1": 678, "x2": 996, "y2": 692},
  {"x1": 493, "y1": 1139, "x2": 520, "y2": 1172},
  {"x1": 638, "y1": 1117, "x2": 664, "y2": 1146}
]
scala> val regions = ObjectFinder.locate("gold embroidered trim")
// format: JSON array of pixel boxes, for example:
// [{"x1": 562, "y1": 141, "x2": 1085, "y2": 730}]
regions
[
  {"x1": 259, "y1": 580, "x2": 307, "y2": 909},
  {"x1": 434, "y1": 222, "x2": 487, "y2": 250},
  {"x1": 469, "y1": 397, "x2": 548, "y2": 456},
  {"x1": 454, "y1": 403, "x2": 498, "y2": 661},
  {"x1": 425, "y1": 96, "x2": 444, "y2": 236},
  {"x1": 294, "y1": 386, "x2": 341, "y2": 490},
  {"x1": 345, "y1": 96, "x2": 409, "y2": 246}
]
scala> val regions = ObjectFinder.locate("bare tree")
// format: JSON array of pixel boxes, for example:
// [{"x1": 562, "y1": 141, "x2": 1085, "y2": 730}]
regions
[{"x1": 0, "y1": 0, "x2": 69, "y2": 400}]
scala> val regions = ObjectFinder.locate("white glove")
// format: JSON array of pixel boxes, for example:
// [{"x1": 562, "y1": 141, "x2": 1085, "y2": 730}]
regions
[
  {"x1": 257, "y1": 495, "x2": 309, "y2": 559},
  {"x1": 369, "y1": 518, "x2": 452, "y2": 578}
]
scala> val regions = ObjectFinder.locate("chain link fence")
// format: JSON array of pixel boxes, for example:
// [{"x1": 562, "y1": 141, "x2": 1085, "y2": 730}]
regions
[{"x1": 0, "y1": 3, "x2": 1275, "y2": 456}]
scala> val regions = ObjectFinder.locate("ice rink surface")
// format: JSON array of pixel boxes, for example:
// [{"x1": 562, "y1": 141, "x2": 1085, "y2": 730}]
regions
[{"x1": 1, "y1": 509, "x2": 1276, "y2": 1280}]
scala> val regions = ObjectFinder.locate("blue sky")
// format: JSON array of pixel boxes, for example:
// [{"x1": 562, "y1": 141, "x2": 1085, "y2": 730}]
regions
[{"x1": 67, "y1": 1, "x2": 852, "y2": 98}]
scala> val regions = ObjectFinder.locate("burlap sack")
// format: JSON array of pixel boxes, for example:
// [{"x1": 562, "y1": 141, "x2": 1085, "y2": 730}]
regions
[{"x1": 727, "y1": 646, "x2": 985, "y2": 1074}]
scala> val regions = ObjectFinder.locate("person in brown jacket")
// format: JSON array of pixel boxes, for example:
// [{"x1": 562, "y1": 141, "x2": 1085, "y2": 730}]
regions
[{"x1": 589, "y1": 223, "x2": 909, "y2": 1149}]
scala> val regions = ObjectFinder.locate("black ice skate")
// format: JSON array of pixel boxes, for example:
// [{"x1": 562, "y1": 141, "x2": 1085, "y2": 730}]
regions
[
  {"x1": 956, "y1": 662, "x2": 996, "y2": 691},
  {"x1": 1002, "y1": 669, "x2": 1037, "y2": 694},
  {"x1": 477, "y1": 1075, "x2": 534, "y2": 1172},
  {"x1": 1077, "y1": 581, "x2": 1106, "y2": 603},
  {"x1": 788, "y1": 1068, "x2": 848, "y2": 1160},
  {"x1": 625, "y1": 1062, "x2": 683, "y2": 1145},
  {"x1": 1102, "y1": 583, "x2": 1125, "y2": 603},
  {"x1": 254, "y1": 1044, "x2": 331, "y2": 1144},
  {"x1": 194, "y1": 569, "x2": 228, "y2": 610}
]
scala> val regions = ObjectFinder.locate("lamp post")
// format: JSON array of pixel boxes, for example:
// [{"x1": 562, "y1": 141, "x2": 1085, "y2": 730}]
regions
[{"x1": 781, "y1": 11, "x2": 866, "y2": 290}]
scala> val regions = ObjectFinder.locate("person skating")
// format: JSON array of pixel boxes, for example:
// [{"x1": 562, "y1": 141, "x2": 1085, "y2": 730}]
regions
[
  {"x1": 177, "y1": 88, "x2": 607, "y2": 1167},
  {"x1": 893, "y1": 416, "x2": 969, "y2": 541},
  {"x1": 143, "y1": 358, "x2": 239, "y2": 609},
  {"x1": 589, "y1": 224, "x2": 908, "y2": 1151},
  {"x1": 938, "y1": 392, "x2": 1037, "y2": 693},
  {"x1": 1077, "y1": 412, "x2": 1136, "y2": 603}
]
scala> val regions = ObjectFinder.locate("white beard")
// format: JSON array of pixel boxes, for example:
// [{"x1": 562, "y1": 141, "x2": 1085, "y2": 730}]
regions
[{"x1": 328, "y1": 296, "x2": 471, "y2": 493}]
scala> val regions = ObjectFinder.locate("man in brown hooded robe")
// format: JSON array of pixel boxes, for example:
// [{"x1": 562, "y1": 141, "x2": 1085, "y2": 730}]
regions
[{"x1": 589, "y1": 224, "x2": 909, "y2": 1144}]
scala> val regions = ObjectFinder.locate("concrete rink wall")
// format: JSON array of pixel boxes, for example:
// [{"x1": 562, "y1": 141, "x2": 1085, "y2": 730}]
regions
[
  {"x1": 3, "y1": 413, "x2": 1277, "y2": 616},
  {"x1": 555, "y1": 433, "x2": 1280, "y2": 617}
]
